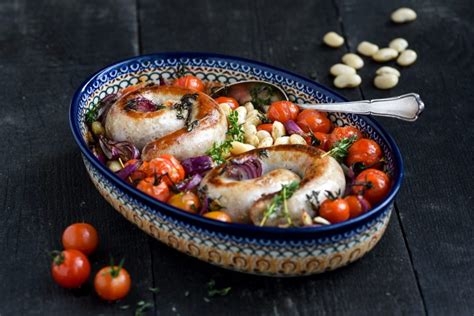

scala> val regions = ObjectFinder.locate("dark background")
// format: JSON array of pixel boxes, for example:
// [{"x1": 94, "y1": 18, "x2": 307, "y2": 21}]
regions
[{"x1": 1, "y1": 0, "x2": 473, "y2": 315}]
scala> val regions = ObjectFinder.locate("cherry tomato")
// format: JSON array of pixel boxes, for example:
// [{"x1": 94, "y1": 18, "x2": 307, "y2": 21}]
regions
[
  {"x1": 173, "y1": 75, "x2": 205, "y2": 92},
  {"x1": 94, "y1": 263, "x2": 131, "y2": 301},
  {"x1": 256, "y1": 123, "x2": 274, "y2": 134},
  {"x1": 137, "y1": 177, "x2": 170, "y2": 201},
  {"x1": 51, "y1": 249, "x2": 91, "y2": 288},
  {"x1": 267, "y1": 101, "x2": 300, "y2": 123},
  {"x1": 62, "y1": 223, "x2": 99, "y2": 255},
  {"x1": 328, "y1": 126, "x2": 363, "y2": 149},
  {"x1": 168, "y1": 192, "x2": 200, "y2": 213},
  {"x1": 204, "y1": 211, "x2": 232, "y2": 223},
  {"x1": 307, "y1": 132, "x2": 330, "y2": 151},
  {"x1": 345, "y1": 195, "x2": 371, "y2": 219},
  {"x1": 319, "y1": 198, "x2": 350, "y2": 223},
  {"x1": 296, "y1": 110, "x2": 332, "y2": 133},
  {"x1": 346, "y1": 138, "x2": 383, "y2": 168},
  {"x1": 214, "y1": 96, "x2": 239, "y2": 110},
  {"x1": 146, "y1": 156, "x2": 185, "y2": 185},
  {"x1": 352, "y1": 169, "x2": 391, "y2": 205}
]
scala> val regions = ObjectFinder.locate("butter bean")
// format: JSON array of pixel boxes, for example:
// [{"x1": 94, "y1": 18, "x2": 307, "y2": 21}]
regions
[
  {"x1": 230, "y1": 141, "x2": 255, "y2": 155},
  {"x1": 374, "y1": 74, "x2": 399, "y2": 90},
  {"x1": 357, "y1": 41, "x2": 379, "y2": 56},
  {"x1": 397, "y1": 49, "x2": 417, "y2": 66},
  {"x1": 271, "y1": 121, "x2": 286, "y2": 139},
  {"x1": 330, "y1": 63, "x2": 356, "y2": 76},
  {"x1": 391, "y1": 7, "x2": 417, "y2": 24},
  {"x1": 289, "y1": 134, "x2": 307, "y2": 145},
  {"x1": 376, "y1": 66, "x2": 401, "y2": 77},
  {"x1": 243, "y1": 123, "x2": 257, "y2": 137},
  {"x1": 258, "y1": 137, "x2": 274, "y2": 148},
  {"x1": 342, "y1": 53, "x2": 364, "y2": 69},
  {"x1": 274, "y1": 136, "x2": 290, "y2": 145},
  {"x1": 256, "y1": 130, "x2": 272, "y2": 141},
  {"x1": 219, "y1": 103, "x2": 232, "y2": 117},
  {"x1": 245, "y1": 135, "x2": 260, "y2": 147},
  {"x1": 323, "y1": 32, "x2": 344, "y2": 48},
  {"x1": 243, "y1": 101, "x2": 254, "y2": 113},
  {"x1": 235, "y1": 106, "x2": 247, "y2": 125},
  {"x1": 372, "y1": 48, "x2": 399, "y2": 62},
  {"x1": 389, "y1": 38, "x2": 409, "y2": 52},
  {"x1": 334, "y1": 74, "x2": 361, "y2": 88}
]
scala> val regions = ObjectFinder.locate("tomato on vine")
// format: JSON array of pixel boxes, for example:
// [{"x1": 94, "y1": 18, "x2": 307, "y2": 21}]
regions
[{"x1": 94, "y1": 258, "x2": 131, "y2": 301}]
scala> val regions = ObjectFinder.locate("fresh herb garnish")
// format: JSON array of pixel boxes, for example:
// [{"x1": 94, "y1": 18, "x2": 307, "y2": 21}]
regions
[
  {"x1": 148, "y1": 287, "x2": 160, "y2": 293},
  {"x1": 260, "y1": 181, "x2": 299, "y2": 226},
  {"x1": 173, "y1": 93, "x2": 198, "y2": 120},
  {"x1": 135, "y1": 301, "x2": 153, "y2": 316},
  {"x1": 206, "y1": 111, "x2": 244, "y2": 164},
  {"x1": 322, "y1": 135, "x2": 357, "y2": 161},
  {"x1": 250, "y1": 84, "x2": 276, "y2": 112},
  {"x1": 306, "y1": 190, "x2": 321, "y2": 212},
  {"x1": 186, "y1": 119, "x2": 198, "y2": 132},
  {"x1": 206, "y1": 279, "x2": 232, "y2": 298},
  {"x1": 226, "y1": 111, "x2": 244, "y2": 142},
  {"x1": 86, "y1": 105, "x2": 100, "y2": 124}
]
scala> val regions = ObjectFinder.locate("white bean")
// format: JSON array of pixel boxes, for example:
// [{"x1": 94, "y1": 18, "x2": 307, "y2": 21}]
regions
[
  {"x1": 245, "y1": 113, "x2": 262, "y2": 126},
  {"x1": 376, "y1": 66, "x2": 401, "y2": 77},
  {"x1": 289, "y1": 134, "x2": 307, "y2": 145},
  {"x1": 357, "y1": 41, "x2": 379, "y2": 56},
  {"x1": 274, "y1": 136, "x2": 290, "y2": 145},
  {"x1": 323, "y1": 31, "x2": 344, "y2": 48},
  {"x1": 230, "y1": 141, "x2": 255, "y2": 155},
  {"x1": 342, "y1": 53, "x2": 364, "y2": 69},
  {"x1": 243, "y1": 101, "x2": 254, "y2": 113},
  {"x1": 372, "y1": 48, "x2": 399, "y2": 62},
  {"x1": 243, "y1": 123, "x2": 257, "y2": 137},
  {"x1": 374, "y1": 74, "x2": 399, "y2": 90},
  {"x1": 334, "y1": 74, "x2": 361, "y2": 88},
  {"x1": 256, "y1": 130, "x2": 272, "y2": 141},
  {"x1": 330, "y1": 63, "x2": 356, "y2": 76},
  {"x1": 389, "y1": 38, "x2": 409, "y2": 52},
  {"x1": 258, "y1": 137, "x2": 274, "y2": 148},
  {"x1": 391, "y1": 7, "x2": 417, "y2": 24},
  {"x1": 219, "y1": 103, "x2": 232, "y2": 117},
  {"x1": 245, "y1": 135, "x2": 260, "y2": 147},
  {"x1": 314, "y1": 216, "x2": 331, "y2": 225},
  {"x1": 397, "y1": 49, "x2": 417, "y2": 66},
  {"x1": 235, "y1": 106, "x2": 247, "y2": 125},
  {"x1": 271, "y1": 121, "x2": 286, "y2": 140}
]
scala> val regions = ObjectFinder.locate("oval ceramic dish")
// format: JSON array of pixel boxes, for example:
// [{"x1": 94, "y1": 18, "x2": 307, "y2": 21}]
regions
[{"x1": 70, "y1": 52, "x2": 403, "y2": 276}]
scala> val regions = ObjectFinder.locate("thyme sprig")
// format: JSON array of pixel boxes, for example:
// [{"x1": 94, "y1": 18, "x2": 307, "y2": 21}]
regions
[
  {"x1": 260, "y1": 181, "x2": 299, "y2": 226},
  {"x1": 207, "y1": 111, "x2": 244, "y2": 164},
  {"x1": 206, "y1": 279, "x2": 232, "y2": 298},
  {"x1": 322, "y1": 135, "x2": 357, "y2": 161}
]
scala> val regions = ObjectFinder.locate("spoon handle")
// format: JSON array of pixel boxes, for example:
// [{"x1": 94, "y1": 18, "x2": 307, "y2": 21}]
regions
[{"x1": 299, "y1": 93, "x2": 425, "y2": 121}]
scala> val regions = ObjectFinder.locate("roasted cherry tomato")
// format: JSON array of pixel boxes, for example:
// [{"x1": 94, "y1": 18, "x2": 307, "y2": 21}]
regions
[
  {"x1": 204, "y1": 211, "x2": 232, "y2": 223},
  {"x1": 267, "y1": 101, "x2": 300, "y2": 123},
  {"x1": 307, "y1": 132, "x2": 330, "y2": 151},
  {"x1": 145, "y1": 155, "x2": 185, "y2": 185},
  {"x1": 319, "y1": 198, "x2": 350, "y2": 223},
  {"x1": 94, "y1": 262, "x2": 131, "y2": 301},
  {"x1": 256, "y1": 123, "x2": 274, "y2": 134},
  {"x1": 214, "y1": 96, "x2": 239, "y2": 110},
  {"x1": 137, "y1": 177, "x2": 170, "y2": 202},
  {"x1": 346, "y1": 138, "x2": 383, "y2": 168},
  {"x1": 168, "y1": 191, "x2": 200, "y2": 213},
  {"x1": 345, "y1": 195, "x2": 371, "y2": 219},
  {"x1": 62, "y1": 223, "x2": 99, "y2": 255},
  {"x1": 296, "y1": 110, "x2": 332, "y2": 133},
  {"x1": 51, "y1": 249, "x2": 91, "y2": 288},
  {"x1": 327, "y1": 126, "x2": 363, "y2": 149},
  {"x1": 352, "y1": 168, "x2": 391, "y2": 205},
  {"x1": 173, "y1": 75, "x2": 205, "y2": 92}
]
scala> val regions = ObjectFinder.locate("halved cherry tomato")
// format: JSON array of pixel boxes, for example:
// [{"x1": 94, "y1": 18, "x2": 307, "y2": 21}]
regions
[
  {"x1": 346, "y1": 138, "x2": 383, "y2": 168},
  {"x1": 51, "y1": 249, "x2": 91, "y2": 288},
  {"x1": 173, "y1": 75, "x2": 205, "y2": 92},
  {"x1": 94, "y1": 262, "x2": 131, "y2": 301},
  {"x1": 62, "y1": 223, "x2": 99, "y2": 255},
  {"x1": 296, "y1": 110, "x2": 332, "y2": 133},
  {"x1": 137, "y1": 177, "x2": 170, "y2": 201},
  {"x1": 306, "y1": 132, "x2": 330, "y2": 151},
  {"x1": 345, "y1": 195, "x2": 371, "y2": 219},
  {"x1": 168, "y1": 191, "x2": 200, "y2": 213},
  {"x1": 352, "y1": 168, "x2": 391, "y2": 205},
  {"x1": 319, "y1": 198, "x2": 350, "y2": 223},
  {"x1": 214, "y1": 96, "x2": 239, "y2": 110},
  {"x1": 267, "y1": 101, "x2": 300, "y2": 123},
  {"x1": 204, "y1": 211, "x2": 232, "y2": 223},
  {"x1": 256, "y1": 123, "x2": 274, "y2": 134},
  {"x1": 327, "y1": 126, "x2": 363, "y2": 149}
]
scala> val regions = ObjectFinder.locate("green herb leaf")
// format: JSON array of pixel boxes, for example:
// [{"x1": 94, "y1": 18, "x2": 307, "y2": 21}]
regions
[
  {"x1": 135, "y1": 301, "x2": 153, "y2": 316},
  {"x1": 206, "y1": 279, "x2": 232, "y2": 298},
  {"x1": 206, "y1": 111, "x2": 244, "y2": 165},
  {"x1": 148, "y1": 287, "x2": 160, "y2": 293},
  {"x1": 260, "y1": 181, "x2": 299, "y2": 226},
  {"x1": 322, "y1": 135, "x2": 357, "y2": 161}
]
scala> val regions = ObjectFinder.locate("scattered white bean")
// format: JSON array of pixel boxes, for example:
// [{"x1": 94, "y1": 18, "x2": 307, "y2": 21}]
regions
[
  {"x1": 323, "y1": 31, "x2": 344, "y2": 48},
  {"x1": 314, "y1": 216, "x2": 331, "y2": 225},
  {"x1": 330, "y1": 63, "x2": 356, "y2": 77},
  {"x1": 357, "y1": 41, "x2": 379, "y2": 56},
  {"x1": 391, "y1": 7, "x2": 417, "y2": 24},
  {"x1": 256, "y1": 130, "x2": 272, "y2": 141},
  {"x1": 274, "y1": 136, "x2": 290, "y2": 145},
  {"x1": 245, "y1": 135, "x2": 260, "y2": 147},
  {"x1": 289, "y1": 134, "x2": 307, "y2": 145},
  {"x1": 397, "y1": 49, "x2": 417, "y2": 66},
  {"x1": 245, "y1": 112, "x2": 262, "y2": 126},
  {"x1": 243, "y1": 123, "x2": 257, "y2": 137},
  {"x1": 219, "y1": 103, "x2": 232, "y2": 117},
  {"x1": 235, "y1": 106, "x2": 247, "y2": 125},
  {"x1": 342, "y1": 53, "x2": 364, "y2": 69},
  {"x1": 230, "y1": 141, "x2": 255, "y2": 155},
  {"x1": 272, "y1": 121, "x2": 286, "y2": 140},
  {"x1": 372, "y1": 48, "x2": 399, "y2": 62},
  {"x1": 374, "y1": 74, "x2": 399, "y2": 90},
  {"x1": 389, "y1": 38, "x2": 409, "y2": 52},
  {"x1": 258, "y1": 137, "x2": 274, "y2": 148},
  {"x1": 334, "y1": 74, "x2": 362, "y2": 88},
  {"x1": 376, "y1": 66, "x2": 401, "y2": 77},
  {"x1": 243, "y1": 101, "x2": 254, "y2": 113}
]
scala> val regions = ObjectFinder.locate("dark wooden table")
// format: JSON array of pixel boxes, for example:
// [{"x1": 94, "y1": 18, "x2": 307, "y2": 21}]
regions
[{"x1": 1, "y1": 0, "x2": 473, "y2": 315}]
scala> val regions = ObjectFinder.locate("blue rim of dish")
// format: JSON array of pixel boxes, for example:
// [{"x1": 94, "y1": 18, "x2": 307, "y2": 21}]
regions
[{"x1": 70, "y1": 52, "x2": 404, "y2": 238}]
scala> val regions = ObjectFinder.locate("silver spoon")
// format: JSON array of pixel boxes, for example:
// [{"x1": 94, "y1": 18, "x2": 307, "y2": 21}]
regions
[{"x1": 211, "y1": 80, "x2": 424, "y2": 121}]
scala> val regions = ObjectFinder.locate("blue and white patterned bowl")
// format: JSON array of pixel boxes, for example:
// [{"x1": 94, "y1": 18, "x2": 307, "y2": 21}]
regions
[{"x1": 70, "y1": 52, "x2": 403, "y2": 276}]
